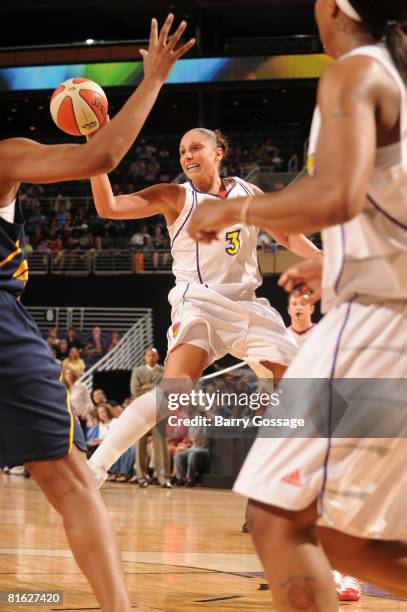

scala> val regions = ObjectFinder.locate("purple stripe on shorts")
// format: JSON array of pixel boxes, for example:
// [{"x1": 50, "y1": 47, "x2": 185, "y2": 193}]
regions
[{"x1": 319, "y1": 298, "x2": 354, "y2": 513}]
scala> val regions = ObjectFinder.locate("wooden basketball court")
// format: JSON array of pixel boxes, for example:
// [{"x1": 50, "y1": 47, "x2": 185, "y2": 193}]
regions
[{"x1": 0, "y1": 474, "x2": 405, "y2": 611}]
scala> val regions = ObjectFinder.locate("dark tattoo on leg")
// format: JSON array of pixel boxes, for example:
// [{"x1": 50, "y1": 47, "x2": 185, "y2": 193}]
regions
[{"x1": 280, "y1": 576, "x2": 316, "y2": 610}]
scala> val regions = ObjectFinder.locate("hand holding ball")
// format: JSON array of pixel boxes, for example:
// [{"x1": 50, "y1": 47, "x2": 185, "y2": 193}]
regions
[{"x1": 50, "y1": 77, "x2": 108, "y2": 136}]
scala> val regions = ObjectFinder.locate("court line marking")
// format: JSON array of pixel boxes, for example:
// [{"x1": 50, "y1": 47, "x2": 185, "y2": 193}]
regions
[{"x1": 0, "y1": 548, "x2": 262, "y2": 573}]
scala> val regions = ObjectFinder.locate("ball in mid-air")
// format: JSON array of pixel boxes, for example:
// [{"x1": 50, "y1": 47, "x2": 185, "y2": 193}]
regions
[{"x1": 50, "y1": 77, "x2": 108, "y2": 136}]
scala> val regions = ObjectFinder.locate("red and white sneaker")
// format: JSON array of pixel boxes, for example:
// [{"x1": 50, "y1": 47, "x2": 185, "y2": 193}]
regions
[{"x1": 333, "y1": 571, "x2": 361, "y2": 602}]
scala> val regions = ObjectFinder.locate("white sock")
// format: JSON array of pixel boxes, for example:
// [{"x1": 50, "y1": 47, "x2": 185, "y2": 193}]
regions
[{"x1": 91, "y1": 388, "x2": 168, "y2": 471}]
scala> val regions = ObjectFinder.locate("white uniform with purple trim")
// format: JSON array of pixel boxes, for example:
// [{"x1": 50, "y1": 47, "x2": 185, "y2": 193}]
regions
[
  {"x1": 166, "y1": 177, "x2": 297, "y2": 369},
  {"x1": 234, "y1": 45, "x2": 407, "y2": 539},
  {"x1": 287, "y1": 324, "x2": 317, "y2": 349}
]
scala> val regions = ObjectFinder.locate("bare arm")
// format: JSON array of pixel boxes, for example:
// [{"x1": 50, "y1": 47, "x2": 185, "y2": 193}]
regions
[
  {"x1": 89, "y1": 174, "x2": 183, "y2": 224},
  {"x1": 248, "y1": 183, "x2": 321, "y2": 257},
  {"x1": 188, "y1": 56, "x2": 378, "y2": 239},
  {"x1": 0, "y1": 15, "x2": 195, "y2": 186}
]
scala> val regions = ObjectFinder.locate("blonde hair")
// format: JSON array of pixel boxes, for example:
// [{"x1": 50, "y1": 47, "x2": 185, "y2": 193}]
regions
[{"x1": 184, "y1": 128, "x2": 229, "y2": 158}]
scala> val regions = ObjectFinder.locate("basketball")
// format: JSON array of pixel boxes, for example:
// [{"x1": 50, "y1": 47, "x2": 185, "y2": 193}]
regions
[{"x1": 50, "y1": 77, "x2": 108, "y2": 136}]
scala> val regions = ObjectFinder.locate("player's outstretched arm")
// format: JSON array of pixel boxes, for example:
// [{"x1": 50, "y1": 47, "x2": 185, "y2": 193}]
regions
[
  {"x1": 0, "y1": 15, "x2": 195, "y2": 185},
  {"x1": 188, "y1": 55, "x2": 377, "y2": 241},
  {"x1": 91, "y1": 180, "x2": 183, "y2": 224}
]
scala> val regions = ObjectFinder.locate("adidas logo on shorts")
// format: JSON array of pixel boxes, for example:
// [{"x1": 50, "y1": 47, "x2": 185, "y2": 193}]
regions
[{"x1": 281, "y1": 469, "x2": 303, "y2": 487}]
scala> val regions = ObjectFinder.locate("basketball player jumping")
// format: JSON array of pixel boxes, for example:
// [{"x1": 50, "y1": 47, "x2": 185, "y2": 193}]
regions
[
  {"x1": 87, "y1": 127, "x2": 320, "y2": 486},
  {"x1": 0, "y1": 15, "x2": 194, "y2": 612},
  {"x1": 189, "y1": 0, "x2": 407, "y2": 609}
]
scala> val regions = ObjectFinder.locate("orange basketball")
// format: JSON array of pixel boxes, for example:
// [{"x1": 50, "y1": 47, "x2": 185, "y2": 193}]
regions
[{"x1": 50, "y1": 77, "x2": 108, "y2": 136}]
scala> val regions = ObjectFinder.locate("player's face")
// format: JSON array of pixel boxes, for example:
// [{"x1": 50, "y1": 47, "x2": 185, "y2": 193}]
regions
[
  {"x1": 288, "y1": 297, "x2": 314, "y2": 321},
  {"x1": 179, "y1": 131, "x2": 223, "y2": 181}
]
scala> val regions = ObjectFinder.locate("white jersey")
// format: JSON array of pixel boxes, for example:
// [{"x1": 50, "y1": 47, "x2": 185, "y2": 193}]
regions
[
  {"x1": 167, "y1": 178, "x2": 261, "y2": 301},
  {"x1": 287, "y1": 324, "x2": 316, "y2": 348},
  {"x1": 307, "y1": 44, "x2": 407, "y2": 312}
]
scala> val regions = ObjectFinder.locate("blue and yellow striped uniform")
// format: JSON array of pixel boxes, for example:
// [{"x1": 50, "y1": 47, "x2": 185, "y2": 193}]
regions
[
  {"x1": 0, "y1": 200, "x2": 29, "y2": 295},
  {"x1": 0, "y1": 199, "x2": 86, "y2": 467}
]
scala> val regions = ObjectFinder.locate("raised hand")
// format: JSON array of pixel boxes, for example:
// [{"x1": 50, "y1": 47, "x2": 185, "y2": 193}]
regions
[
  {"x1": 278, "y1": 256, "x2": 323, "y2": 304},
  {"x1": 140, "y1": 14, "x2": 195, "y2": 85}
]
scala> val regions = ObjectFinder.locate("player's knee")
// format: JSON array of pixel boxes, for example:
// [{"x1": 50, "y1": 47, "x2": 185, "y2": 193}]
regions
[
  {"x1": 318, "y1": 526, "x2": 368, "y2": 570},
  {"x1": 247, "y1": 499, "x2": 317, "y2": 544},
  {"x1": 29, "y1": 451, "x2": 96, "y2": 511}
]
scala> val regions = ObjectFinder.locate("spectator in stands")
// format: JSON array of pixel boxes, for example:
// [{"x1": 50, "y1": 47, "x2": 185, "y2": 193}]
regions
[
  {"x1": 151, "y1": 225, "x2": 169, "y2": 270},
  {"x1": 142, "y1": 234, "x2": 154, "y2": 268},
  {"x1": 62, "y1": 347, "x2": 86, "y2": 377},
  {"x1": 174, "y1": 420, "x2": 209, "y2": 487},
  {"x1": 71, "y1": 206, "x2": 88, "y2": 227},
  {"x1": 25, "y1": 235, "x2": 33, "y2": 256},
  {"x1": 30, "y1": 224, "x2": 43, "y2": 249},
  {"x1": 45, "y1": 219, "x2": 60, "y2": 242},
  {"x1": 67, "y1": 327, "x2": 84, "y2": 353},
  {"x1": 55, "y1": 204, "x2": 69, "y2": 228},
  {"x1": 91, "y1": 388, "x2": 119, "y2": 412},
  {"x1": 130, "y1": 348, "x2": 172, "y2": 488},
  {"x1": 166, "y1": 409, "x2": 189, "y2": 476},
  {"x1": 45, "y1": 326, "x2": 60, "y2": 350},
  {"x1": 51, "y1": 349, "x2": 62, "y2": 368},
  {"x1": 96, "y1": 405, "x2": 135, "y2": 482},
  {"x1": 145, "y1": 157, "x2": 161, "y2": 182},
  {"x1": 107, "y1": 331, "x2": 121, "y2": 352},
  {"x1": 61, "y1": 367, "x2": 93, "y2": 435},
  {"x1": 128, "y1": 158, "x2": 146, "y2": 183},
  {"x1": 51, "y1": 237, "x2": 64, "y2": 254},
  {"x1": 56, "y1": 338, "x2": 69, "y2": 360},
  {"x1": 130, "y1": 224, "x2": 150, "y2": 247},
  {"x1": 77, "y1": 224, "x2": 94, "y2": 250},
  {"x1": 85, "y1": 409, "x2": 100, "y2": 456},
  {"x1": 89, "y1": 326, "x2": 107, "y2": 359},
  {"x1": 36, "y1": 238, "x2": 50, "y2": 253}
]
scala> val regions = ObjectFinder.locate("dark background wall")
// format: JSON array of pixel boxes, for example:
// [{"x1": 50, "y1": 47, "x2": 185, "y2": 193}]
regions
[{"x1": 23, "y1": 273, "x2": 321, "y2": 360}]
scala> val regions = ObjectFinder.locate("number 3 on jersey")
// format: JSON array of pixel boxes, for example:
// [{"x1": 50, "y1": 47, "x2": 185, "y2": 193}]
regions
[{"x1": 225, "y1": 229, "x2": 241, "y2": 256}]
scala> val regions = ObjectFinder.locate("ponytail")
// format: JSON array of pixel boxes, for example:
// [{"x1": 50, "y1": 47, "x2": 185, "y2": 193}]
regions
[
  {"x1": 213, "y1": 129, "x2": 229, "y2": 158},
  {"x1": 349, "y1": 1, "x2": 407, "y2": 84},
  {"x1": 384, "y1": 22, "x2": 407, "y2": 85}
]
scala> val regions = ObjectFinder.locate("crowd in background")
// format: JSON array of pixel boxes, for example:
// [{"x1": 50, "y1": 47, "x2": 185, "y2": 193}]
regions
[
  {"x1": 20, "y1": 133, "x2": 293, "y2": 257},
  {"x1": 45, "y1": 325, "x2": 121, "y2": 371}
]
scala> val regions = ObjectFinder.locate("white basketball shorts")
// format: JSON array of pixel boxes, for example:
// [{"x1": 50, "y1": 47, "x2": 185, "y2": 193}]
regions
[
  {"x1": 166, "y1": 283, "x2": 298, "y2": 369},
  {"x1": 234, "y1": 298, "x2": 407, "y2": 540}
]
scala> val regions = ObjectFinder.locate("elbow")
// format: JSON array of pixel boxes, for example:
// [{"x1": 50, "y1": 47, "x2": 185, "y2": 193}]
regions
[
  {"x1": 85, "y1": 148, "x2": 118, "y2": 176},
  {"x1": 95, "y1": 152, "x2": 118, "y2": 174}
]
